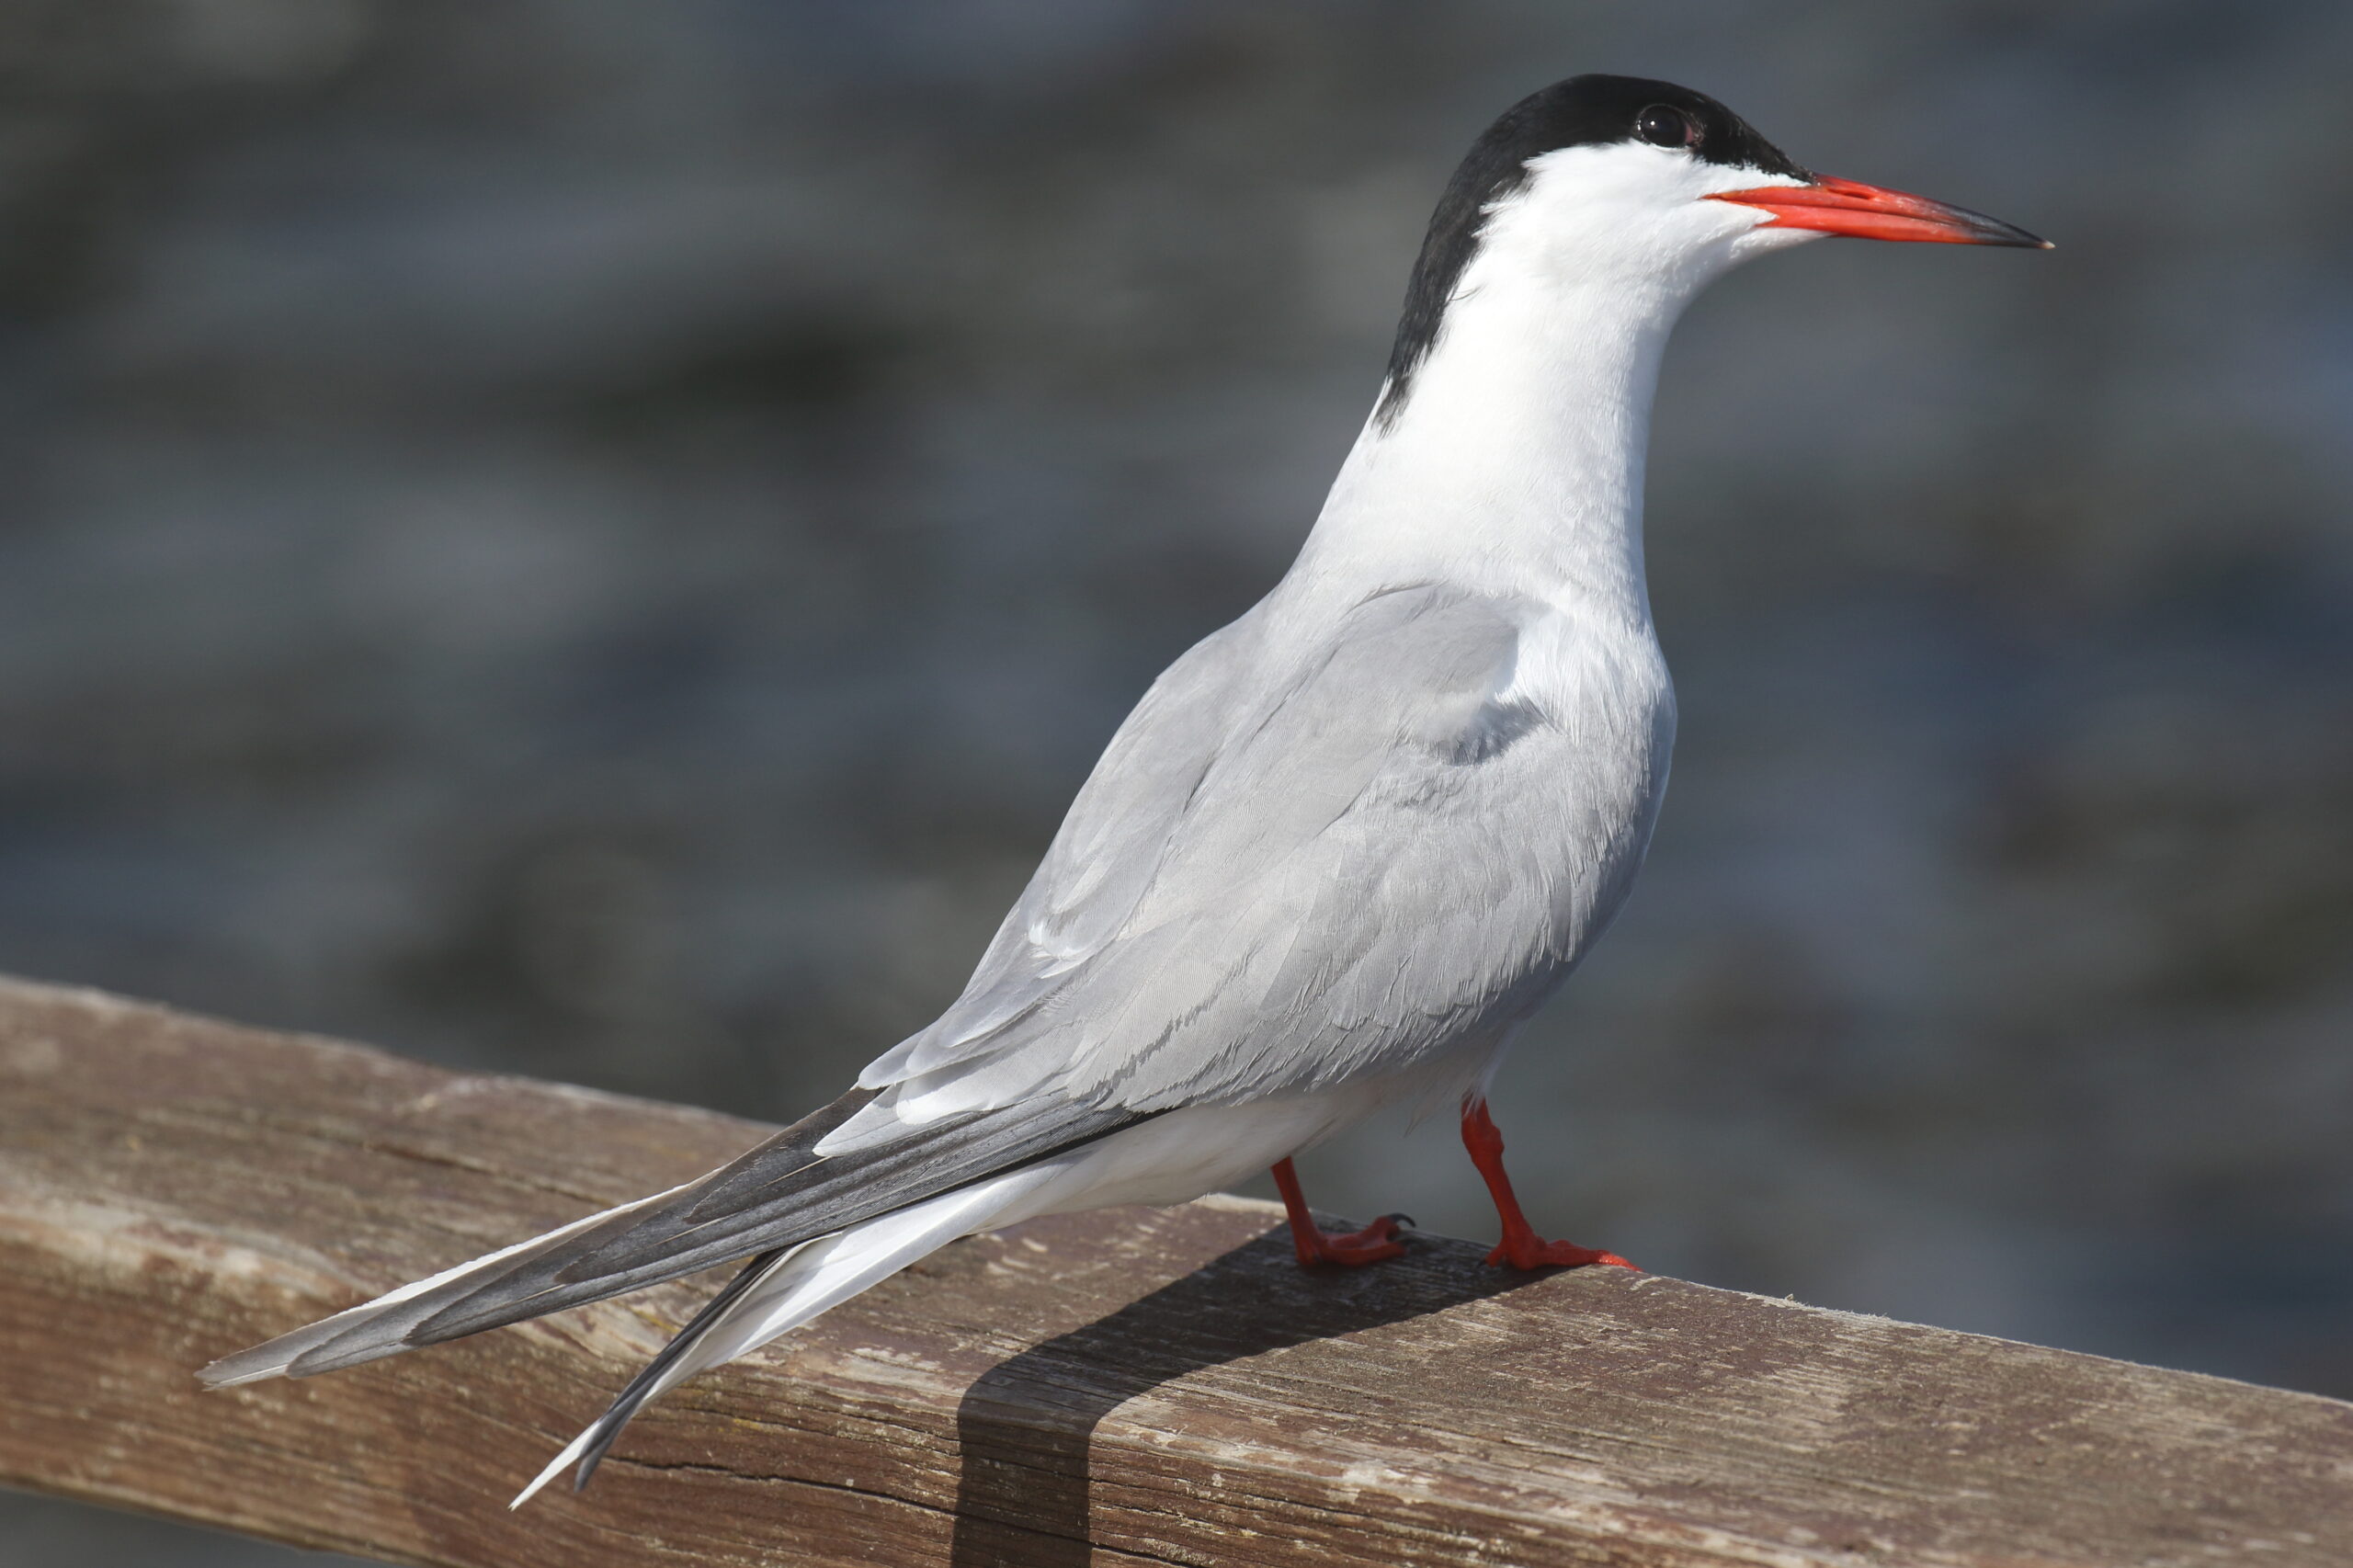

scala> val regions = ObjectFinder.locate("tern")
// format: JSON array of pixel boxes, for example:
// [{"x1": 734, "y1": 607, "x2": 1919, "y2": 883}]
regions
[{"x1": 201, "y1": 74, "x2": 2046, "y2": 1504}]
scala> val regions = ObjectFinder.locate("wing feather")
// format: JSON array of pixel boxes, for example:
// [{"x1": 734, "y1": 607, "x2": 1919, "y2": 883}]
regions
[
  {"x1": 203, "y1": 1088, "x2": 1144, "y2": 1383},
  {"x1": 846, "y1": 581, "x2": 1674, "y2": 1128}
]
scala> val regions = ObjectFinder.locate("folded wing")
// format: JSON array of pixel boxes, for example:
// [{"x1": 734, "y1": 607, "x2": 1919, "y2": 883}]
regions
[
  {"x1": 837, "y1": 581, "x2": 1671, "y2": 1142},
  {"x1": 200, "y1": 1086, "x2": 1142, "y2": 1385}
]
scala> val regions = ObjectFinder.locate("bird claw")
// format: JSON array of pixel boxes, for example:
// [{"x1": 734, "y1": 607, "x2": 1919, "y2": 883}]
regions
[
  {"x1": 1484, "y1": 1236, "x2": 1640, "y2": 1273},
  {"x1": 1296, "y1": 1211, "x2": 1413, "y2": 1268}
]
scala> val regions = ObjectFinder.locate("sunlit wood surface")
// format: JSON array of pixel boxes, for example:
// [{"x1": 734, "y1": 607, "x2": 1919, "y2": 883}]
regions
[{"x1": 2, "y1": 977, "x2": 2347, "y2": 1567}]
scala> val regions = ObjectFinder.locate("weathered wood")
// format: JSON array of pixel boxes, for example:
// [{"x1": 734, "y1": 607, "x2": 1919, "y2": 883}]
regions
[{"x1": 0, "y1": 977, "x2": 2347, "y2": 1567}]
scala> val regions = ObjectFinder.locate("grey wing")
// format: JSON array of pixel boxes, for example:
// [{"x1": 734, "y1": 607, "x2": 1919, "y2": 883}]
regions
[
  {"x1": 833, "y1": 582, "x2": 1674, "y2": 1145},
  {"x1": 199, "y1": 1084, "x2": 1148, "y2": 1384},
  {"x1": 203, "y1": 583, "x2": 1667, "y2": 1385}
]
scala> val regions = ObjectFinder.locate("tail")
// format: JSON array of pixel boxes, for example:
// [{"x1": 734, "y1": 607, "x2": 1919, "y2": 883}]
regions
[
  {"x1": 197, "y1": 1176, "x2": 699, "y2": 1389},
  {"x1": 509, "y1": 1157, "x2": 1067, "y2": 1506},
  {"x1": 199, "y1": 1085, "x2": 1135, "y2": 1502},
  {"x1": 200, "y1": 1087, "x2": 1142, "y2": 1389}
]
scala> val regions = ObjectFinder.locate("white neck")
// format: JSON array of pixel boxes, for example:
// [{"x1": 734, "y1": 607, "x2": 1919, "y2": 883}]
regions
[
  {"x1": 1296, "y1": 266, "x2": 1687, "y2": 624},
  {"x1": 1283, "y1": 140, "x2": 1813, "y2": 626}
]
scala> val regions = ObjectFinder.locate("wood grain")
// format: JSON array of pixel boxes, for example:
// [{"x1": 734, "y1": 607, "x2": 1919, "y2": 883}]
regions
[{"x1": 0, "y1": 976, "x2": 2347, "y2": 1566}]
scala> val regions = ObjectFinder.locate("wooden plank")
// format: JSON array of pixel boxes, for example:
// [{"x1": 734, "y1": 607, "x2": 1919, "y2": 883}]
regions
[{"x1": 0, "y1": 975, "x2": 2347, "y2": 1567}]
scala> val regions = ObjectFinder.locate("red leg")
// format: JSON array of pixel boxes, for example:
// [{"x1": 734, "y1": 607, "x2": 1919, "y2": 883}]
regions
[
  {"x1": 1461, "y1": 1098, "x2": 1639, "y2": 1272},
  {"x1": 1270, "y1": 1158, "x2": 1411, "y2": 1267}
]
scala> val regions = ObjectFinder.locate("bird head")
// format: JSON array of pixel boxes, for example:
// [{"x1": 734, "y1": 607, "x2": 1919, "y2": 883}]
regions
[
  {"x1": 1505, "y1": 75, "x2": 2045, "y2": 269},
  {"x1": 1376, "y1": 74, "x2": 2047, "y2": 426}
]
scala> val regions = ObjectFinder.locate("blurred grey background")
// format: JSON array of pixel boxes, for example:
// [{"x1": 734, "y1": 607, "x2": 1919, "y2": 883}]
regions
[{"x1": 3, "y1": 0, "x2": 2349, "y2": 1560}]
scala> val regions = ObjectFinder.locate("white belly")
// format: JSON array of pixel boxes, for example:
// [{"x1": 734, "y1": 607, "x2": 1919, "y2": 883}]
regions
[{"x1": 985, "y1": 1041, "x2": 1491, "y2": 1228}]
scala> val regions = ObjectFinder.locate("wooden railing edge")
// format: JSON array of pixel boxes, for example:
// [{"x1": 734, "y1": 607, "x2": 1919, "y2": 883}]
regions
[{"x1": 3, "y1": 975, "x2": 2348, "y2": 1568}]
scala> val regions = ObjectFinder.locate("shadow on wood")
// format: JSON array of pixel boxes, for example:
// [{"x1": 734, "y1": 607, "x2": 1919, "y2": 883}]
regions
[{"x1": 951, "y1": 1230, "x2": 1521, "y2": 1566}]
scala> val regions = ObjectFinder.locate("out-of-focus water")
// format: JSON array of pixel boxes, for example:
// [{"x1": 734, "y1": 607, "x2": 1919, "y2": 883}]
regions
[{"x1": 4, "y1": 1, "x2": 2350, "y2": 1559}]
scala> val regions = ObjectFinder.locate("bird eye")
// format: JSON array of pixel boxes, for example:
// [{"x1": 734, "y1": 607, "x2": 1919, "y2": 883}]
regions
[{"x1": 1634, "y1": 106, "x2": 1698, "y2": 149}]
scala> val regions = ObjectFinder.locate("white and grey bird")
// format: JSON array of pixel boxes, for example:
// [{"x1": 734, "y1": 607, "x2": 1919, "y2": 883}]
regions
[{"x1": 200, "y1": 74, "x2": 2046, "y2": 1505}]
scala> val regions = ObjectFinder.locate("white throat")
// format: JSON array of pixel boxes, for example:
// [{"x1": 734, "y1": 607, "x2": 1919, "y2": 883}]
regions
[
  {"x1": 1305, "y1": 267, "x2": 1680, "y2": 619},
  {"x1": 1291, "y1": 143, "x2": 1812, "y2": 623}
]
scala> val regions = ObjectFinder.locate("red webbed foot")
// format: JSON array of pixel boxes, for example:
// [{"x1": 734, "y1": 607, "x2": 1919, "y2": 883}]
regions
[
  {"x1": 1297, "y1": 1211, "x2": 1414, "y2": 1268},
  {"x1": 1461, "y1": 1097, "x2": 1641, "y2": 1274},
  {"x1": 1270, "y1": 1157, "x2": 1414, "y2": 1269},
  {"x1": 1484, "y1": 1234, "x2": 1639, "y2": 1272}
]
